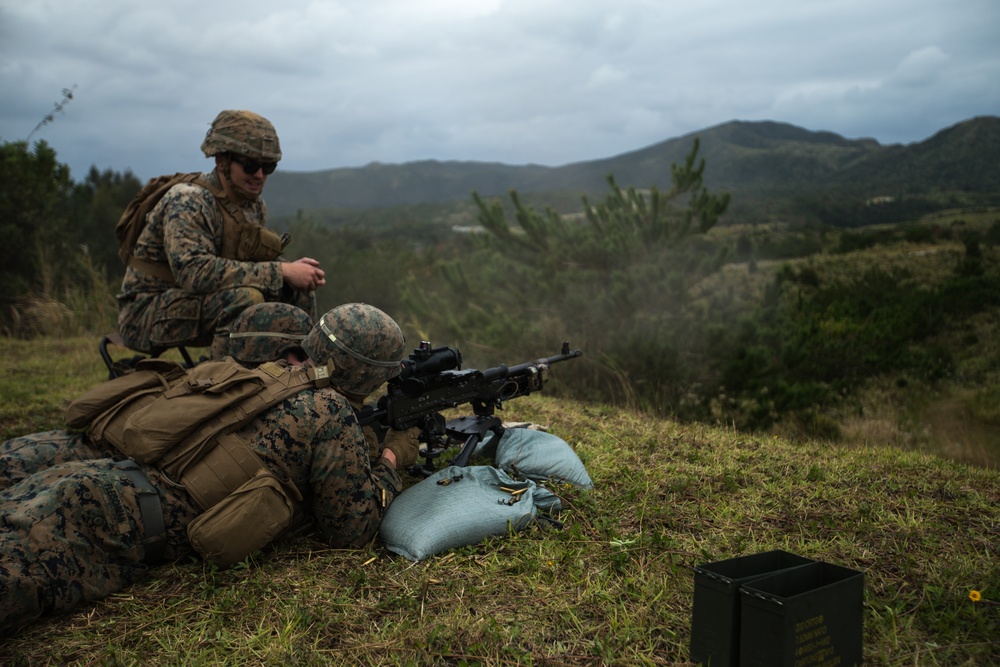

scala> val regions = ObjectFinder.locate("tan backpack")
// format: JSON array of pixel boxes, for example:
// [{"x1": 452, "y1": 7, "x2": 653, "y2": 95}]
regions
[{"x1": 66, "y1": 356, "x2": 332, "y2": 498}]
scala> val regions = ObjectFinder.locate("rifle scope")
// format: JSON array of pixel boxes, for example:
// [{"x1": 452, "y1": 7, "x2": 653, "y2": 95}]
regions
[{"x1": 397, "y1": 342, "x2": 462, "y2": 380}]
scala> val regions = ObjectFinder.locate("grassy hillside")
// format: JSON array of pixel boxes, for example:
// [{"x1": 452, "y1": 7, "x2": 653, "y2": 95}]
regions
[
  {"x1": 752, "y1": 210, "x2": 1000, "y2": 468},
  {"x1": 0, "y1": 337, "x2": 997, "y2": 665}
]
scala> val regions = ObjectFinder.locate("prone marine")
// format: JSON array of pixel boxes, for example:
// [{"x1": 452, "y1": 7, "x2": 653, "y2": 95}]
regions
[{"x1": 0, "y1": 303, "x2": 420, "y2": 636}]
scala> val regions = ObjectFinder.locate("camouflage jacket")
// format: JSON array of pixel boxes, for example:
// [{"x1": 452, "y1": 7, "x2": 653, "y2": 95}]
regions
[
  {"x1": 116, "y1": 170, "x2": 284, "y2": 304},
  {"x1": 227, "y1": 384, "x2": 404, "y2": 548}
]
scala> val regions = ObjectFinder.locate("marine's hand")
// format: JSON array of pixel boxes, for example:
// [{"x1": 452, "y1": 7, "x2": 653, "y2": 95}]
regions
[
  {"x1": 381, "y1": 448, "x2": 397, "y2": 468},
  {"x1": 281, "y1": 257, "x2": 326, "y2": 291},
  {"x1": 382, "y1": 428, "x2": 421, "y2": 469}
]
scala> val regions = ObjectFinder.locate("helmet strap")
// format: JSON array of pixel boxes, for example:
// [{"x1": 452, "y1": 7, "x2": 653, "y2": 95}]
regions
[{"x1": 215, "y1": 155, "x2": 255, "y2": 204}]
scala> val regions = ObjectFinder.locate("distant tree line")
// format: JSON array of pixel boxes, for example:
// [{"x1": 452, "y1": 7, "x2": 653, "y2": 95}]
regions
[{"x1": 0, "y1": 139, "x2": 142, "y2": 333}]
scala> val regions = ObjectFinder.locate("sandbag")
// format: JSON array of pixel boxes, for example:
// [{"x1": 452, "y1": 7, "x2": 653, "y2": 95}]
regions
[
  {"x1": 379, "y1": 465, "x2": 561, "y2": 562},
  {"x1": 480, "y1": 426, "x2": 593, "y2": 489}
]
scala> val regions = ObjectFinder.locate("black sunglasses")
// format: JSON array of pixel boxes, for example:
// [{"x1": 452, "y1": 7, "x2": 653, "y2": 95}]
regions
[{"x1": 229, "y1": 154, "x2": 277, "y2": 175}]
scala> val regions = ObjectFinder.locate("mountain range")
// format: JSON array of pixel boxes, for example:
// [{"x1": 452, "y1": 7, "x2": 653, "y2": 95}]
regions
[{"x1": 264, "y1": 116, "x2": 1000, "y2": 219}]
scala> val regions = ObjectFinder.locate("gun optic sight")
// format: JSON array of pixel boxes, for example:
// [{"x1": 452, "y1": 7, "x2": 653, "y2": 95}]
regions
[{"x1": 398, "y1": 342, "x2": 462, "y2": 380}]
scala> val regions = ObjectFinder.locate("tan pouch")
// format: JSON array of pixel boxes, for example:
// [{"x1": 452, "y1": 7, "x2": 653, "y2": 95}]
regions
[
  {"x1": 67, "y1": 358, "x2": 185, "y2": 428},
  {"x1": 175, "y1": 432, "x2": 266, "y2": 509},
  {"x1": 239, "y1": 225, "x2": 284, "y2": 262},
  {"x1": 66, "y1": 358, "x2": 188, "y2": 453},
  {"x1": 187, "y1": 469, "x2": 301, "y2": 567}
]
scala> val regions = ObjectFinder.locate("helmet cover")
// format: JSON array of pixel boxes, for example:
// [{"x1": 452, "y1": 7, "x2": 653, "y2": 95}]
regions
[
  {"x1": 201, "y1": 109, "x2": 282, "y2": 161},
  {"x1": 302, "y1": 303, "x2": 405, "y2": 396},
  {"x1": 227, "y1": 302, "x2": 313, "y2": 365}
]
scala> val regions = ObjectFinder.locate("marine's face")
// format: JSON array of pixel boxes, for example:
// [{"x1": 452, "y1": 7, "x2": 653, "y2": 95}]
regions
[{"x1": 226, "y1": 153, "x2": 277, "y2": 200}]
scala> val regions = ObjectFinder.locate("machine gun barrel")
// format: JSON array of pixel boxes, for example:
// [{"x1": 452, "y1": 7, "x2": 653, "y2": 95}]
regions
[{"x1": 505, "y1": 341, "x2": 583, "y2": 376}]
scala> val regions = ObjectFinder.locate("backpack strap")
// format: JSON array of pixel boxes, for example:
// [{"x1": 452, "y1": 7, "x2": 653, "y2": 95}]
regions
[
  {"x1": 118, "y1": 172, "x2": 202, "y2": 267},
  {"x1": 191, "y1": 175, "x2": 251, "y2": 261}
]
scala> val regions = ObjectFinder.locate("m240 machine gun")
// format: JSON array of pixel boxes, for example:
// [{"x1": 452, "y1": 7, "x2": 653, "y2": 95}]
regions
[{"x1": 359, "y1": 341, "x2": 583, "y2": 475}]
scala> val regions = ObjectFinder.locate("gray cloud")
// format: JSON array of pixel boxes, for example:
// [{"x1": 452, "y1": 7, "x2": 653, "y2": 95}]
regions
[{"x1": 1, "y1": 0, "x2": 997, "y2": 181}]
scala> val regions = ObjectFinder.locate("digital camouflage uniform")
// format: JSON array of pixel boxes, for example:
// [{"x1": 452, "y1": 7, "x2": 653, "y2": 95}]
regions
[
  {"x1": 0, "y1": 304, "x2": 410, "y2": 636},
  {"x1": 116, "y1": 110, "x2": 315, "y2": 357},
  {"x1": 116, "y1": 168, "x2": 314, "y2": 356},
  {"x1": 0, "y1": 434, "x2": 200, "y2": 633}
]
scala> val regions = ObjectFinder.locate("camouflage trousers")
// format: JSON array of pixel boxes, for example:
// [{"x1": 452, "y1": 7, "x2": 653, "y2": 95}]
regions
[
  {"x1": 0, "y1": 429, "x2": 109, "y2": 489},
  {"x1": 117, "y1": 285, "x2": 316, "y2": 358},
  {"x1": 0, "y1": 431, "x2": 199, "y2": 636}
]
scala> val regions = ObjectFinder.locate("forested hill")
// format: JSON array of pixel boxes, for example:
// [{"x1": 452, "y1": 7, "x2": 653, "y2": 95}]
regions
[{"x1": 263, "y1": 115, "x2": 1000, "y2": 217}]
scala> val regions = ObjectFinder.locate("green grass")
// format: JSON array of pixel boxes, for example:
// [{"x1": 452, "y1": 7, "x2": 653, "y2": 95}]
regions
[
  {"x1": 1, "y1": 338, "x2": 998, "y2": 665},
  {"x1": 0, "y1": 337, "x2": 206, "y2": 440}
]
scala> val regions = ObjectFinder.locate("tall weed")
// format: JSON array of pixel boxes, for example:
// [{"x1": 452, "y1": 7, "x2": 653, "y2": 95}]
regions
[{"x1": 4, "y1": 244, "x2": 117, "y2": 338}]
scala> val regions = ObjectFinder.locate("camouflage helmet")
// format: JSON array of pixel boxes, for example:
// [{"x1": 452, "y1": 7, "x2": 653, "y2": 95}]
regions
[
  {"x1": 227, "y1": 302, "x2": 313, "y2": 366},
  {"x1": 201, "y1": 110, "x2": 282, "y2": 161},
  {"x1": 302, "y1": 303, "x2": 405, "y2": 396}
]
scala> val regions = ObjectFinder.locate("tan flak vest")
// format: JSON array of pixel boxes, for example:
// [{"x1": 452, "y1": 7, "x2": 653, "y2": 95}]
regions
[
  {"x1": 117, "y1": 172, "x2": 287, "y2": 283},
  {"x1": 66, "y1": 357, "x2": 333, "y2": 566}
]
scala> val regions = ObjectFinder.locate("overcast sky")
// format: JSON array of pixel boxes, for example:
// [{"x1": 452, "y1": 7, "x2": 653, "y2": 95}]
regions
[{"x1": 1, "y1": 0, "x2": 997, "y2": 182}]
